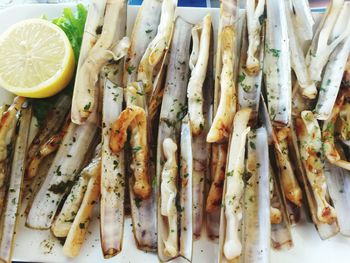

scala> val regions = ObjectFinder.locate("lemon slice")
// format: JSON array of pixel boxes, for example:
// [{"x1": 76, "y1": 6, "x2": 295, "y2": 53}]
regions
[{"x1": 0, "y1": 18, "x2": 75, "y2": 98}]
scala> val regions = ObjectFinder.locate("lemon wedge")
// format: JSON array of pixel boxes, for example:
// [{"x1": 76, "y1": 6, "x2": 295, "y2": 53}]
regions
[{"x1": 0, "y1": 18, "x2": 75, "y2": 98}]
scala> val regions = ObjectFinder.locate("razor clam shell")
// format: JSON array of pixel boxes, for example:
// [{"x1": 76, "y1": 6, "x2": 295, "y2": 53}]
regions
[
  {"x1": 100, "y1": 79, "x2": 125, "y2": 257},
  {"x1": 289, "y1": 119, "x2": 339, "y2": 239},
  {"x1": 123, "y1": 0, "x2": 162, "y2": 85},
  {"x1": 314, "y1": 34, "x2": 350, "y2": 120},
  {"x1": 192, "y1": 17, "x2": 214, "y2": 238},
  {"x1": 26, "y1": 119, "x2": 97, "y2": 229},
  {"x1": 0, "y1": 106, "x2": 31, "y2": 263},
  {"x1": 71, "y1": 0, "x2": 107, "y2": 124},
  {"x1": 325, "y1": 163, "x2": 350, "y2": 236},
  {"x1": 156, "y1": 17, "x2": 192, "y2": 259},
  {"x1": 259, "y1": 99, "x2": 293, "y2": 249},
  {"x1": 26, "y1": 94, "x2": 71, "y2": 165},
  {"x1": 179, "y1": 115, "x2": 193, "y2": 261},
  {"x1": 264, "y1": 0, "x2": 292, "y2": 126},
  {"x1": 243, "y1": 128, "x2": 270, "y2": 263},
  {"x1": 238, "y1": 14, "x2": 264, "y2": 113}
]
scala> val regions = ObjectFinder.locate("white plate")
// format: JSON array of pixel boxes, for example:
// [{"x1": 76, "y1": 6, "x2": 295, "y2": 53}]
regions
[{"x1": 0, "y1": 3, "x2": 349, "y2": 263}]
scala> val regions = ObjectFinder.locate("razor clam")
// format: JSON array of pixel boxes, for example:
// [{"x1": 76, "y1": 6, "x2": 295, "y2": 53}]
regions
[
  {"x1": 322, "y1": 91, "x2": 350, "y2": 170},
  {"x1": 123, "y1": 0, "x2": 162, "y2": 85},
  {"x1": 314, "y1": 8, "x2": 350, "y2": 120},
  {"x1": 207, "y1": 1, "x2": 239, "y2": 142},
  {"x1": 218, "y1": 108, "x2": 251, "y2": 262},
  {"x1": 206, "y1": 0, "x2": 239, "y2": 238},
  {"x1": 187, "y1": 14, "x2": 211, "y2": 136},
  {"x1": 187, "y1": 14, "x2": 212, "y2": 238},
  {"x1": 72, "y1": 0, "x2": 129, "y2": 124},
  {"x1": 63, "y1": 152, "x2": 101, "y2": 257},
  {"x1": 264, "y1": 0, "x2": 291, "y2": 126},
  {"x1": 243, "y1": 128, "x2": 270, "y2": 263},
  {"x1": 70, "y1": 0, "x2": 106, "y2": 124},
  {"x1": 26, "y1": 115, "x2": 97, "y2": 229},
  {"x1": 158, "y1": 138, "x2": 178, "y2": 260},
  {"x1": 238, "y1": 14, "x2": 264, "y2": 114},
  {"x1": 290, "y1": 119, "x2": 339, "y2": 239},
  {"x1": 156, "y1": 17, "x2": 192, "y2": 258},
  {"x1": 51, "y1": 146, "x2": 100, "y2": 238},
  {"x1": 101, "y1": 79, "x2": 126, "y2": 257},
  {"x1": 325, "y1": 164, "x2": 350, "y2": 236},
  {"x1": 99, "y1": 3, "x2": 128, "y2": 255},
  {"x1": 274, "y1": 127, "x2": 302, "y2": 208},
  {"x1": 26, "y1": 117, "x2": 70, "y2": 179},
  {"x1": 179, "y1": 115, "x2": 193, "y2": 261},
  {"x1": 26, "y1": 94, "x2": 71, "y2": 175},
  {"x1": 306, "y1": 0, "x2": 350, "y2": 83},
  {"x1": 137, "y1": 0, "x2": 177, "y2": 98},
  {"x1": 295, "y1": 111, "x2": 336, "y2": 224},
  {"x1": 0, "y1": 105, "x2": 31, "y2": 263},
  {"x1": 285, "y1": 0, "x2": 317, "y2": 99},
  {"x1": 246, "y1": 0, "x2": 265, "y2": 75},
  {"x1": 259, "y1": 97, "x2": 293, "y2": 249},
  {"x1": 0, "y1": 96, "x2": 25, "y2": 164}
]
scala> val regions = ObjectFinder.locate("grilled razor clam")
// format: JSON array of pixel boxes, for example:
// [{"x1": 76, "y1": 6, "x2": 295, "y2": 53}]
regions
[
  {"x1": 285, "y1": 0, "x2": 317, "y2": 99},
  {"x1": 27, "y1": 117, "x2": 70, "y2": 179},
  {"x1": 72, "y1": 0, "x2": 129, "y2": 124},
  {"x1": 219, "y1": 108, "x2": 251, "y2": 262},
  {"x1": 109, "y1": 105, "x2": 150, "y2": 199},
  {"x1": 26, "y1": 95, "x2": 70, "y2": 167},
  {"x1": 238, "y1": 15, "x2": 264, "y2": 113},
  {"x1": 244, "y1": 128, "x2": 270, "y2": 263},
  {"x1": 179, "y1": 116, "x2": 193, "y2": 261},
  {"x1": 0, "y1": 106, "x2": 31, "y2": 263},
  {"x1": 246, "y1": 0, "x2": 265, "y2": 75},
  {"x1": 159, "y1": 138, "x2": 178, "y2": 259},
  {"x1": 264, "y1": 0, "x2": 291, "y2": 126},
  {"x1": 51, "y1": 147, "x2": 100, "y2": 238},
  {"x1": 206, "y1": 144, "x2": 227, "y2": 213},
  {"x1": 70, "y1": 0, "x2": 106, "y2": 124},
  {"x1": 207, "y1": 26, "x2": 236, "y2": 143},
  {"x1": 314, "y1": 34, "x2": 350, "y2": 119},
  {"x1": 26, "y1": 117, "x2": 97, "y2": 229},
  {"x1": 63, "y1": 156, "x2": 101, "y2": 257},
  {"x1": 306, "y1": 0, "x2": 350, "y2": 83},
  {"x1": 325, "y1": 164, "x2": 350, "y2": 236},
  {"x1": 193, "y1": 23, "x2": 214, "y2": 238},
  {"x1": 123, "y1": 0, "x2": 162, "y2": 85},
  {"x1": 322, "y1": 92, "x2": 350, "y2": 170},
  {"x1": 187, "y1": 14, "x2": 211, "y2": 136},
  {"x1": 100, "y1": 80, "x2": 125, "y2": 257},
  {"x1": 137, "y1": 0, "x2": 177, "y2": 96},
  {"x1": 0, "y1": 96, "x2": 25, "y2": 162},
  {"x1": 296, "y1": 111, "x2": 336, "y2": 224},
  {"x1": 274, "y1": 127, "x2": 302, "y2": 207}
]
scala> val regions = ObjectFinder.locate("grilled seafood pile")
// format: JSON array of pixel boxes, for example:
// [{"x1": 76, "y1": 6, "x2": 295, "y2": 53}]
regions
[{"x1": 0, "y1": 0, "x2": 350, "y2": 262}]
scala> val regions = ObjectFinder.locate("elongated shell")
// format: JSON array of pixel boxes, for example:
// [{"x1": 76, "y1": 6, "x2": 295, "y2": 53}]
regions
[
  {"x1": 243, "y1": 127, "x2": 270, "y2": 263},
  {"x1": 179, "y1": 115, "x2": 193, "y2": 261},
  {"x1": 123, "y1": 0, "x2": 162, "y2": 85},
  {"x1": 264, "y1": 0, "x2": 291, "y2": 126},
  {"x1": 0, "y1": 106, "x2": 31, "y2": 263}
]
